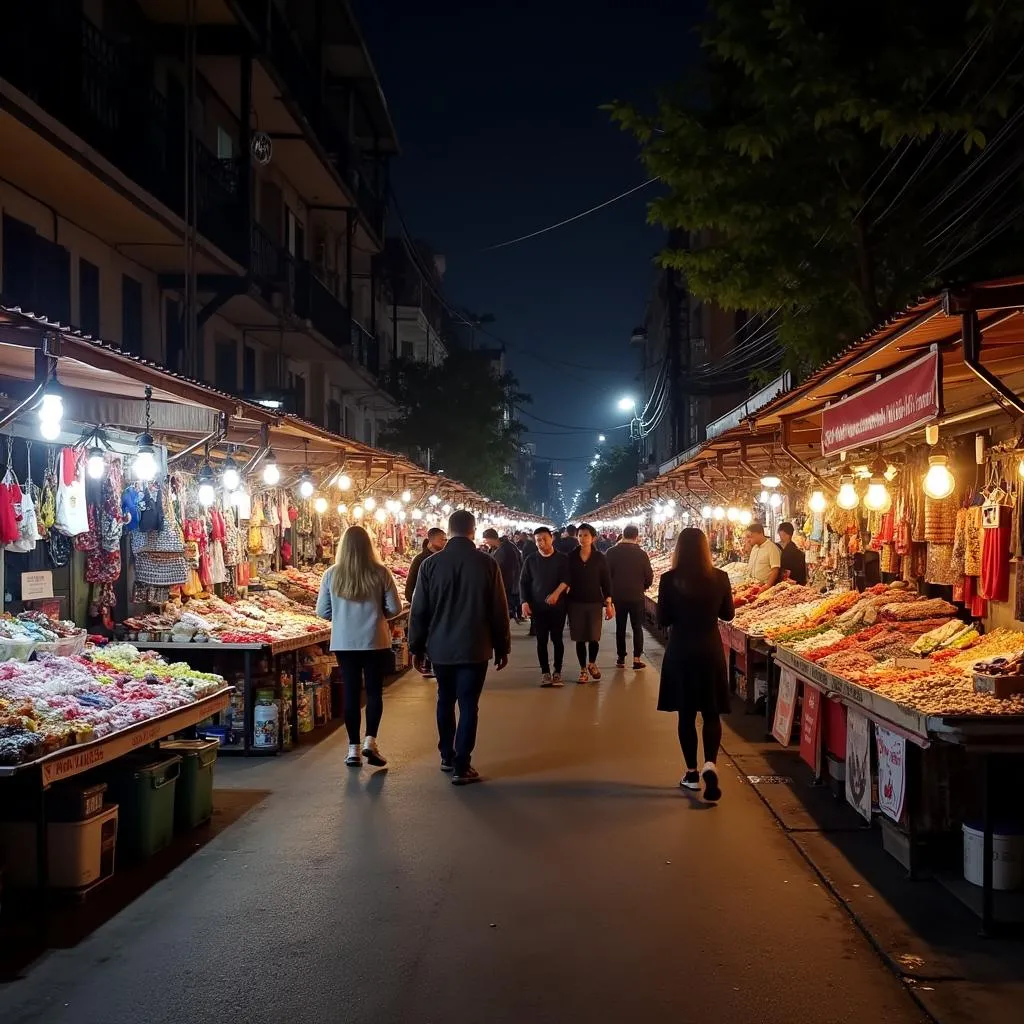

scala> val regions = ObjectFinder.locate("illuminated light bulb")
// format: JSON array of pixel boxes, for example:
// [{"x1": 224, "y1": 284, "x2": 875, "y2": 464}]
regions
[
  {"x1": 809, "y1": 490, "x2": 827, "y2": 514},
  {"x1": 442, "y1": 504, "x2": 452, "y2": 515},
  {"x1": 299, "y1": 472, "x2": 315, "y2": 499},
  {"x1": 864, "y1": 479, "x2": 889, "y2": 512},
  {"x1": 86, "y1": 447, "x2": 105, "y2": 480},
  {"x1": 337, "y1": 503, "x2": 348, "y2": 515},
  {"x1": 198, "y1": 483, "x2": 216, "y2": 507},
  {"x1": 338, "y1": 474, "x2": 352, "y2": 491},
  {"x1": 760, "y1": 474, "x2": 781, "y2": 488},
  {"x1": 40, "y1": 419, "x2": 61, "y2": 441},
  {"x1": 759, "y1": 490, "x2": 770, "y2": 504},
  {"x1": 836, "y1": 476, "x2": 858, "y2": 510},
  {"x1": 739, "y1": 510, "x2": 753, "y2": 527},
  {"x1": 401, "y1": 490, "x2": 412, "y2": 503},
  {"x1": 262, "y1": 450, "x2": 280, "y2": 485},
  {"x1": 363, "y1": 496, "x2": 377, "y2": 511},
  {"x1": 374, "y1": 507, "x2": 387, "y2": 523},
  {"x1": 712, "y1": 506, "x2": 725, "y2": 521},
  {"x1": 769, "y1": 493, "x2": 783, "y2": 510},
  {"x1": 38, "y1": 392, "x2": 63, "y2": 424},
  {"x1": 726, "y1": 507, "x2": 739, "y2": 522},
  {"x1": 386, "y1": 499, "x2": 399, "y2": 513},
  {"x1": 134, "y1": 447, "x2": 158, "y2": 482},
  {"x1": 428, "y1": 494, "x2": 440, "y2": 506},
  {"x1": 314, "y1": 496, "x2": 328, "y2": 514},
  {"x1": 411, "y1": 509, "x2": 423, "y2": 520},
  {"x1": 398, "y1": 510, "x2": 407, "y2": 521},
  {"x1": 701, "y1": 505, "x2": 712, "y2": 518},
  {"x1": 352, "y1": 505, "x2": 365, "y2": 519},
  {"x1": 222, "y1": 458, "x2": 240, "y2": 492},
  {"x1": 922, "y1": 455, "x2": 955, "y2": 500}
]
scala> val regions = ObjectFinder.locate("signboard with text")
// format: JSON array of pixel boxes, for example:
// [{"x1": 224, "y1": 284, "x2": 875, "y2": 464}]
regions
[
  {"x1": 845, "y1": 709, "x2": 873, "y2": 823},
  {"x1": 21, "y1": 570, "x2": 54, "y2": 601},
  {"x1": 799, "y1": 683, "x2": 823, "y2": 776},
  {"x1": 821, "y1": 350, "x2": 939, "y2": 456},
  {"x1": 772, "y1": 668, "x2": 798, "y2": 747},
  {"x1": 875, "y1": 725, "x2": 907, "y2": 823}
]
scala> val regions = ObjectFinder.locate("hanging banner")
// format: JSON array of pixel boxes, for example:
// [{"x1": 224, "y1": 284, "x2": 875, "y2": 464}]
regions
[
  {"x1": 821, "y1": 349, "x2": 939, "y2": 456},
  {"x1": 772, "y1": 668, "x2": 798, "y2": 747},
  {"x1": 845, "y1": 709, "x2": 872, "y2": 823},
  {"x1": 875, "y1": 725, "x2": 907, "y2": 823},
  {"x1": 799, "y1": 682, "x2": 822, "y2": 775}
]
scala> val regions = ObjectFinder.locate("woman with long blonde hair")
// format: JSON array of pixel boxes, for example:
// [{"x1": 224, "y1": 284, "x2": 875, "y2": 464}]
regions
[{"x1": 317, "y1": 525, "x2": 401, "y2": 767}]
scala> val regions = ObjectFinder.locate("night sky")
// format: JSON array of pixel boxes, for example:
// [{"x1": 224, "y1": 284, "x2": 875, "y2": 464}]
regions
[{"x1": 354, "y1": 0, "x2": 705, "y2": 503}]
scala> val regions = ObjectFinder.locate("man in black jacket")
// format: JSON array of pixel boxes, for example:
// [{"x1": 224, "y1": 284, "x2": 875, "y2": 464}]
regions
[
  {"x1": 409, "y1": 510, "x2": 511, "y2": 785},
  {"x1": 404, "y1": 528, "x2": 447, "y2": 678},
  {"x1": 483, "y1": 528, "x2": 524, "y2": 622},
  {"x1": 606, "y1": 524, "x2": 654, "y2": 670},
  {"x1": 520, "y1": 526, "x2": 570, "y2": 686}
]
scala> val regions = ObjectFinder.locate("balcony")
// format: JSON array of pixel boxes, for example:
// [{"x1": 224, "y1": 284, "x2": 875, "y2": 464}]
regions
[
  {"x1": 295, "y1": 261, "x2": 351, "y2": 348},
  {"x1": 350, "y1": 320, "x2": 380, "y2": 378}
]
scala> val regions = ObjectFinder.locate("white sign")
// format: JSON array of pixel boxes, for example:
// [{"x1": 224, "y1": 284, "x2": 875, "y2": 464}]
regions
[
  {"x1": 21, "y1": 570, "x2": 54, "y2": 600},
  {"x1": 845, "y1": 709, "x2": 872, "y2": 823},
  {"x1": 772, "y1": 667, "x2": 798, "y2": 746},
  {"x1": 875, "y1": 725, "x2": 907, "y2": 823}
]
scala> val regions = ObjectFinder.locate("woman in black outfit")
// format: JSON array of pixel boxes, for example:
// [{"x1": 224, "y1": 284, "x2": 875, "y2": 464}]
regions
[
  {"x1": 657, "y1": 527, "x2": 735, "y2": 801},
  {"x1": 566, "y1": 523, "x2": 613, "y2": 683}
]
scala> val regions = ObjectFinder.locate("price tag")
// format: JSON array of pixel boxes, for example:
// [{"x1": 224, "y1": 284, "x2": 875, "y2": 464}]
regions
[{"x1": 21, "y1": 570, "x2": 54, "y2": 600}]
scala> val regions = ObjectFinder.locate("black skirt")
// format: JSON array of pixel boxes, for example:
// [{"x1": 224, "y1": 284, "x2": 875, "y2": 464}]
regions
[{"x1": 657, "y1": 635, "x2": 731, "y2": 715}]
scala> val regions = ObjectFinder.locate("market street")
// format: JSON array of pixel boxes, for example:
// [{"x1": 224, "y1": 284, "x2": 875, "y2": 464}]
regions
[{"x1": 0, "y1": 622, "x2": 926, "y2": 1024}]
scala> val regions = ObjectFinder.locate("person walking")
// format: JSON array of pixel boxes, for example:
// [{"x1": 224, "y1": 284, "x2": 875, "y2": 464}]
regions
[
  {"x1": 405, "y1": 528, "x2": 447, "y2": 677},
  {"x1": 555, "y1": 524, "x2": 579, "y2": 555},
  {"x1": 409, "y1": 510, "x2": 511, "y2": 785},
  {"x1": 566, "y1": 523, "x2": 613, "y2": 683},
  {"x1": 520, "y1": 526, "x2": 570, "y2": 686},
  {"x1": 483, "y1": 528, "x2": 524, "y2": 623},
  {"x1": 656, "y1": 527, "x2": 735, "y2": 802},
  {"x1": 606, "y1": 524, "x2": 654, "y2": 670},
  {"x1": 316, "y1": 525, "x2": 402, "y2": 769}
]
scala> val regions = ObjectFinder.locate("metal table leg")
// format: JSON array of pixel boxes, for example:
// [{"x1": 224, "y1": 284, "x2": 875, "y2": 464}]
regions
[
  {"x1": 292, "y1": 648, "x2": 300, "y2": 748},
  {"x1": 243, "y1": 649, "x2": 253, "y2": 755}
]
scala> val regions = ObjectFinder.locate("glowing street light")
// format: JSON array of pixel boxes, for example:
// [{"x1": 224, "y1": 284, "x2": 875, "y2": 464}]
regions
[{"x1": 617, "y1": 396, "x2": 637, "y2": 414}]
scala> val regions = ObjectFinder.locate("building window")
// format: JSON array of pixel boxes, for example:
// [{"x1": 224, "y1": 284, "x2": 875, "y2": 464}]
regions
[
  {"x1": 327, "y1": 386, "x2": 342, "y2": 434},
  {"x1": 285, "y1": 207, "x2": 305, "y2": 259},
  {"x1": 214, "y1": 337, "x2": 238, "y2": 393},
  {"x1": 2, "y1": 214, "x2": 70, "y2": 325},
  {"x1": 216, "y1": 126, "x2": 234, "y2": 160},
  {"x1": 121, "y1": 275, "x2": 143, "y2": 355},
  {"x1": 243, "y1": 344, "x2": 257, "y2": 394},
  {"x1": 78, "y1": 259, "x2": 100, "y2": 337}
]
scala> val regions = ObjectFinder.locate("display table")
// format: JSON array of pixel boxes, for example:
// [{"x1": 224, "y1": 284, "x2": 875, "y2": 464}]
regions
[{"x1": 719, "y1": 622, "x2": 772, "y2": 705}]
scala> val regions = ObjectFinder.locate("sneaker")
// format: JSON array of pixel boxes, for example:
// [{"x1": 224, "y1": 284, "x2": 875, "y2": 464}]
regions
[
  {"x1": 345, "y1": 745, "x2": 362, "y2": 768},
  {"x1": 702, "y1": 764, "x2": 722, "y2": 802},
  {"x1": 679, "y1": 770, "x2": 701, "y2": 790},
  {"x1": 440, "y1": 758, "x2": 454, "y2": 773},
  {"x1": 633, "y1": 659, "x2": 646, "y2": 670},
  {"x1": 588, "y1": 663, "x2": 602, "y2": 681},
  {"x1": 578, "y1": 670, "x2": 590, "y2": 684},
  {"x1": 452, "y1": 767, "x2": 481, "y2": 786},
  {"x1": 540, "y1": 673, "x2": 554, "y2": 687},
  {"x1": 615, "y1": 658, "x2": 626, "y2": 668},
  {"x1": 551, "y1": 673, "x2": 564, "y2": 687},
  {"x1": 362, "y1": 739, "x2": 387, "y2": 768}
]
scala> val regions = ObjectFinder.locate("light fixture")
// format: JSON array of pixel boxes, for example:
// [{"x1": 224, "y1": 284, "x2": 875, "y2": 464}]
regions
[
  {"x1": 411, "y1": 509, "x2": 424, "y2": 520},
  {"x1": 134, "y1": 390, "x2": 158, "y2": 481},
  {"x1": 197, "y1": 461, "x2": 216, "y2": 508},
  {"x1": 617, "y1": 396, "x2": 636, "y2": 413},
  {"x1": 712, "y1": 506, "x2": 725, "y2": 521},
  {"x1": 398, "y1": 510, "x2": 407, "y2": 521},
  {"x1": 726, "y1": 507, "x2": 739, "y2": 522},
  {"x1": 862, "y1": 455, "x2": 890, "y2": 511},
  {"x1": 738, "y1": 510, "x2": 753, "y2": 527},
  {"x1": 809, "y1": 490, "x2": 827, "y2": 514},
  {"x1": 374, "y1": 507, "x2": 387, "y2": 523},
  {"x1": 298, "y1": 470, "x2": 315, "y2": 499},
  {"x1": 598, "y1": 434, "x2": 606, "y2": 443},
  {"x1": 222, "y1": 455, "x2": 240, "y2": 492},
  {"x1": 363, "y1": 496, "x2": 377, "y2": 511},
  {"x1": 337, "y1": 502, "x2": 348, "y2": 515},
  {"x1": 37, "y1": 383, "x2": 64, "y2": 441},
  {"x1": 87, "y1": 445, "x2": 105, "y2": 479},
  {"x1": 769, "y1": 493, "x2": 783, "y2": 510},
  {"x1": 428, "y1": 494, "x2": 440, "y2": 506},
  {"x1": 923, "y1": 454, "x2": 956, "y2": 500},
  {"x1": 442, "y1": 503, "x2": 452, "y2": 515},
  {"x1": 262, "y1": 448, "x2": 280, "y2": 485},
  {"x1": 352, "y1": 505, "x2": 365, "y2": 519},
  {"x1": 338, "y1": 473, "x2": 352, "y2": 491},
  {"x1": 701, "y1": 505, "x2": 712, "y2": 518},
  {"x1": 759, "y1": 490, "x2": 770, "y2": 504},
  {"x1": 760, "y1": 474, "x2": 781, "y2": 488},
  {"x1": 836, "y1": 475, "x2": 859, "y2": 510},
  {"x1": 401, "y1": 489, "x2": 412, "y2": 503},
  {"x1": 314, "y1": 496, "x2": 328, "y2": 514},
  {"x1": 386, "y1": 499, "x2": 400, "y2": 513}
]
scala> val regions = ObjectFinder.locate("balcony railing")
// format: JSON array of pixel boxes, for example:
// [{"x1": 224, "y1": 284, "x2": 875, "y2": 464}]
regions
[
  {"x1": 350, "y1": 320, "x2": 380, "y2": 378},
  {"x1": 295, "y1": 261, "x2": 351, "y2": 348}
]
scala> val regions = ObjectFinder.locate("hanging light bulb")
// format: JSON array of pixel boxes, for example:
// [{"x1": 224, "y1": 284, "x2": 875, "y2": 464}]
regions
[
  {"x1": 759, "y1": 490, "x2": 770, "y2": 504},
  {"x1": 442, "y1": 503, "x2": 452, "y2": 515},
  {"x1": 864, "y1": 477, "x2": 889, "y2": 511},
  {"x1": 337, "y1": 502, "x2": 348, "y2": 515},
  {"x1": 86, "y1": 445, "x2": 105, "y2": 480},
  {"x1": 398, "y1": 510, "x2": 407, "y2": 521},
  {"x1": 809, "y1": 490, "x2": 827, "y2": 514},
  {"x1": 836, "y1": 475, "x2": 859, "y2": 510},
  {"x1": 314, "y1": 496, "x2": 328, "y2": 514},
  {"x1": 338, "y1": 473, "x2": 352, "y2": 491},
  {"x1": 401, "y1": 490, "x2": 412, "y2": 503},
  {"x1": 222, "y1": 456, "x2": 240, "y2": 492},
  {"x1": 37, "y1": 385, "x2": 64, "y2": 441},
  {"x1": 769, "y1": 493, "x2": 783, "y2": 510},
  {"x1": 923, "y1": 454, "x2": 956, "y2": 500},
  {"x1": 134, "y1": 434, "x2": 158, "y2": 481},
  {"x1": 738, "y1": 510, "x2": 753, "y2": 527},
  {"x1": 40, "y1": 418, "x2": 61, "y2": 441},
  {"x1": 374, "y1": 507, "x2": 387, "y2": 523},
  {"x1": 726, "y1": 507, "x2": 739, "y2": 522},
  {"x1": 701, "y1": 505, "x2": 712, "y2": 518},
  {"x1": 712, "y1": 506, "x2": 725, "y2": 521},
  {"x1": 352, "y1": 505, "x2": 365, "y2": 519},
  {"x1": 760, "y1": 474, "x2": 781, "y2": 488},
  {"x1": 428, "y1": 494, "x2": 440, "y2": 506},
  {"x1": 411, "y1": 508, "x2": 424, "y2": 520},
  {"x1": 363, "y1": 496, "x2": 377, "y2": 511},
  {"x1": 196, "y1": 461, "x2": 216, "y2": 507},
  {"x1": 262, "y1": 449, "x2": 280, "y2": 485},
  {"x1": 298, "y1": 469, "x2": 315, "y2": 499}
]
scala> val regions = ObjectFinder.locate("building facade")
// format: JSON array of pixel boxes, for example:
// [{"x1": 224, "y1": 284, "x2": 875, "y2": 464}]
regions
[
  {"x1": 380, "y1": 238, "x2": 448, "y2": 367},
  {"x1": 0, "y1": 0, "x2": 399, "y2": 446}
]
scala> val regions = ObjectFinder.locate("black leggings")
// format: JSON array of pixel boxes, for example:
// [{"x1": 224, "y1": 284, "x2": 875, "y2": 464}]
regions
[
  {"x1": 336, "y1": 650, "x2": 386, "y2": 745},
  {"x1": 576, "y1": 641, "x2": 599, "y2": 668},
  {"x1": 678, "y1": 708, "x2": 722, "y2": 770}
]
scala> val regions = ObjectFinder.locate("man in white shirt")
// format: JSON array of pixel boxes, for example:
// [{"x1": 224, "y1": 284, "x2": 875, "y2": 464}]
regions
[{"x1": 743, "y1": 523, "x2": 782, "y2": 586}]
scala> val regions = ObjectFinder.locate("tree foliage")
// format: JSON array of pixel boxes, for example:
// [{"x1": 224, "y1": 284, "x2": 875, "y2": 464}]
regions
[
  {"x1": 381, "y1": 350, "x2": 529, "y2": 507},
  {"x1": 585, "y1": 444, "x2": 638, "y2": 511},
  {"x1": 609, "y1": 0, "x2": 1024, "y2": 369}
]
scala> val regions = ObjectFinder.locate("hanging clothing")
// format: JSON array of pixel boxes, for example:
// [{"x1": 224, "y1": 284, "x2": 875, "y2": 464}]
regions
[
  {"x1": 981, "y1": 504, "x2": 1012, "y2": 602},
  {"x1": 54, "y1": 448, "x2": 89, "y2": 537}
]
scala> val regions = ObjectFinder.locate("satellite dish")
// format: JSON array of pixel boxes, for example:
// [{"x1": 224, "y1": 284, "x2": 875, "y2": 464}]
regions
[{"x1": 251, "y1": 132, "x2": 273, "y2": 166}]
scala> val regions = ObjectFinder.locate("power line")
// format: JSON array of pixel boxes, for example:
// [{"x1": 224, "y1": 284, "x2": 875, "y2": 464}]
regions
[{"x1": 481, "y1": 179, "x2": 659, "y2": 252}]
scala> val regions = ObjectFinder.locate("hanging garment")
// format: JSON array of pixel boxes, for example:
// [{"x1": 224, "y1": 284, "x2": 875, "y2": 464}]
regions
[
  {"x1": 981, "y1": 504, "x2": 1012, "y2": 602},
  {"x1": 210, "y1": 539, "x2": 228, "y2": 585},
  {"x1": 54, "y1": 448, "x2": 89, "y2": 537}
]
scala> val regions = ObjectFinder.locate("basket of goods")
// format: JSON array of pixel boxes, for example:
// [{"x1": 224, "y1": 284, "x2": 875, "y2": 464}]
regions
[{"x1": 972, "y1": 653, "x2": 1024, "y2": 699}]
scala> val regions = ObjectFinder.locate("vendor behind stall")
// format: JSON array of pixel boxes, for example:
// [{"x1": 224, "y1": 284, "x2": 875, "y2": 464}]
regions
[
  {"x1": 776, "y1": 522, "x2": 807, "y2": 586},
  {"x1": 743, "y1": 523, "x2": 781, "y2": 587}
]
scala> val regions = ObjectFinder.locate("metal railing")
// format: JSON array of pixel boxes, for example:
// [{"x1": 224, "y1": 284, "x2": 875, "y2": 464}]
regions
[{"x1": 350, "y1": 319, "x2": 380, "y2": 377}]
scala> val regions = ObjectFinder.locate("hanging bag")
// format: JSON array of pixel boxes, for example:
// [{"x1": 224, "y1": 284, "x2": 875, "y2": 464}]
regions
[
  {"x1": 9, "y1": 441, "x2": 38, "y2": 553},
  {"x1": 54, "y1": 447, "x2": 89, "y2": 537}
]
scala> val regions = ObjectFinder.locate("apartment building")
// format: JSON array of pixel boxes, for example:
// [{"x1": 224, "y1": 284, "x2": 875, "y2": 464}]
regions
[
  {"x1": 380, "y1": 237, "x2": 448, "y2": 367},
  {"x1": 0, "y1": 0, "x2": 399, "y2": 446}
]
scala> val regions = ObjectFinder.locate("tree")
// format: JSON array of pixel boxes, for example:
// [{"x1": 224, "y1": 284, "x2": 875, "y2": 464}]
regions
[
  {"x1": 610, "y1": 1, "x2": 1024, "y2": 369},
  {"x1": 381, "y1": 350, "x2": 530, "y2": 508},
  {"x1": 585, "y1": 444, "x2": 638, "y2": 511}
]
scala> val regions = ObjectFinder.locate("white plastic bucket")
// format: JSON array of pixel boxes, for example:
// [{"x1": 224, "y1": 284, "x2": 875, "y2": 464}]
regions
[{"x1": 962, "y1": 824, "x2": 1024, "y2": 891}]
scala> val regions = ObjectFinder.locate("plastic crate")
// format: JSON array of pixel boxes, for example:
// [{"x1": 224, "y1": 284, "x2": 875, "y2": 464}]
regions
[
  {"x1": 105, "y1": 754, "x2": 181, "y2": 859},
  {"x1": 159, "y1": 739, "x2": 218, "y2": 830}
]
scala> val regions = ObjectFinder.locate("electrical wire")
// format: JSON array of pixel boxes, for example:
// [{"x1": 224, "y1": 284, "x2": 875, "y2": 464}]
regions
[
  {"x1": 516, "y1": 407, "x2": 632, "y2": 432},
  {"x1": 481, "y1": 179, "x2": 659, "y2": 252}
]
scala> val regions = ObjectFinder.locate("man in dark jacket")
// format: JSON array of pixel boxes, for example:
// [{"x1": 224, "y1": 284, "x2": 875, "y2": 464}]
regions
[
  {"x1": 405, "y1": 528, "x2": 447, "y2": 602},
  {"x1": 483, "y1": 528, "x2": 524, "y2": 622},
  {"x1": 554, "y1": 524, "x2": 579, "y2": 555},
  {"x1": 409, "y1": 510, "x2": 511, "y2": 785},
  {"x1": 605, "y1": 524, "x2": 654, "y2": 670},
  {"x1": 520, "y1": 526, "x2": 570, "y2": 686}
]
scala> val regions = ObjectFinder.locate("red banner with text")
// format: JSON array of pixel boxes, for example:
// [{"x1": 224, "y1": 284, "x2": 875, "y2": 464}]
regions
[{"x1": 821, "y1": 350, "x2": 939, "y2": 456}]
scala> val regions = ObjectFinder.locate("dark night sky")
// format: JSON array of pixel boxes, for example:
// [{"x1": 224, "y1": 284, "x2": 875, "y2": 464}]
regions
[{"x1": 354, "y1": 1, "x2": 704, "y2": 503}]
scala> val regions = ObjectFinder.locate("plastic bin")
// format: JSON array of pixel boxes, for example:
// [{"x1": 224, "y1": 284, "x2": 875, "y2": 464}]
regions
[
  {"x1": 159, "y1": 739, "x2": 218, "y2": 830},
  {"x1": 106, "y1": 754, "x2": 181, "y2": 859},
  {"x1": 962, "y1": 823, "x2": 1024, "y2": 891},
  {"x1": 49, "y1": 781, "x2": 108, "y2": 822}
]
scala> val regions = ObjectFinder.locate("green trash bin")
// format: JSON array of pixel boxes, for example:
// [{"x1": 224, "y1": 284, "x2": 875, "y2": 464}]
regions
[
  {"x1": 159, "y1": 739, "x2": 218, "y2": 830},
  {"x1": 106, "y1": 754, "x2": 181, "y2": 859}
]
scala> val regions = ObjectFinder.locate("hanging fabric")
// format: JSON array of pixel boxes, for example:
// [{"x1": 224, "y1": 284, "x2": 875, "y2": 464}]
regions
[{"x1": 54, "y1": 447, "x2": 89, "y2": 536}]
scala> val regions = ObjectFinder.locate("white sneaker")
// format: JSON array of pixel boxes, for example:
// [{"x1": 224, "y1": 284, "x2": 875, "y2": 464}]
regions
[
  {"x1": 362, "y1": 736, "x2": 387, "y2": 767},
  {"x1": 345, "y1": 744, "x2": 362, "y2": 767}
]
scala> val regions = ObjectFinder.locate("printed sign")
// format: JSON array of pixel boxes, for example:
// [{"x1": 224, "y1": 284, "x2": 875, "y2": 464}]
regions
[
  {"x1": 845, "y1": 709, "x2": 873, "y2": 823},
  {"x1": 875, "y1": 725, "x2": 907, "y2": 823},
  {"x1": 821, "y1": 349, "x2": 939, "y2": 456},
  {"x1": 800, "y1": 682, "x2": 823, "y2": 775},
  {"x1": 21, "y1": 570, "x2": 54, "y2": 600},
  {"x1": 772, "y1": 667, "x2": 798, "y2": 746}
]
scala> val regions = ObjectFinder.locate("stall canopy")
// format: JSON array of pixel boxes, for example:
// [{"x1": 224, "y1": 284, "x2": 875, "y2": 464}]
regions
[
  {"x1": 0, "y1": 304, "x2": 543, "y2": 524},
  {"x1": 583, "y1": 275, "x2": 1024, "y2": 521}
]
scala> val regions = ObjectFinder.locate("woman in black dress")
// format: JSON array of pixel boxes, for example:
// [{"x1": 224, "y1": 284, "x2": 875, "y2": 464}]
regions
[
  {"x1": 566, "y1": 523, "x2": 613, "y2": 683},
  {"x1": 657, "y1": 527, "x2": 735, "y2": 801}
]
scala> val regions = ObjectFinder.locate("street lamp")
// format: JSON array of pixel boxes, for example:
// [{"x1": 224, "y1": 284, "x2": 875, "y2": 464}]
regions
[
  {"x1": 617, "y1": 396, "x2": 637, "y2": 414},
  {"x1": 598, "y1": 434, "x2": 606, "y2": 443}
]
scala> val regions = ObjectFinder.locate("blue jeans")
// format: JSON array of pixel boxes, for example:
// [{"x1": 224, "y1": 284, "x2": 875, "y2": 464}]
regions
[{"x1": 434, "y1": 663, "x2": 488, "y2": 771}]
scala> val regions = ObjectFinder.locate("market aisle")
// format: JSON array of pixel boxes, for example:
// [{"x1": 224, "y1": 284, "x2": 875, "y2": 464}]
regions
[{"x1": 0, "y1": 622, "x2": 926, "y2": 1024}]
